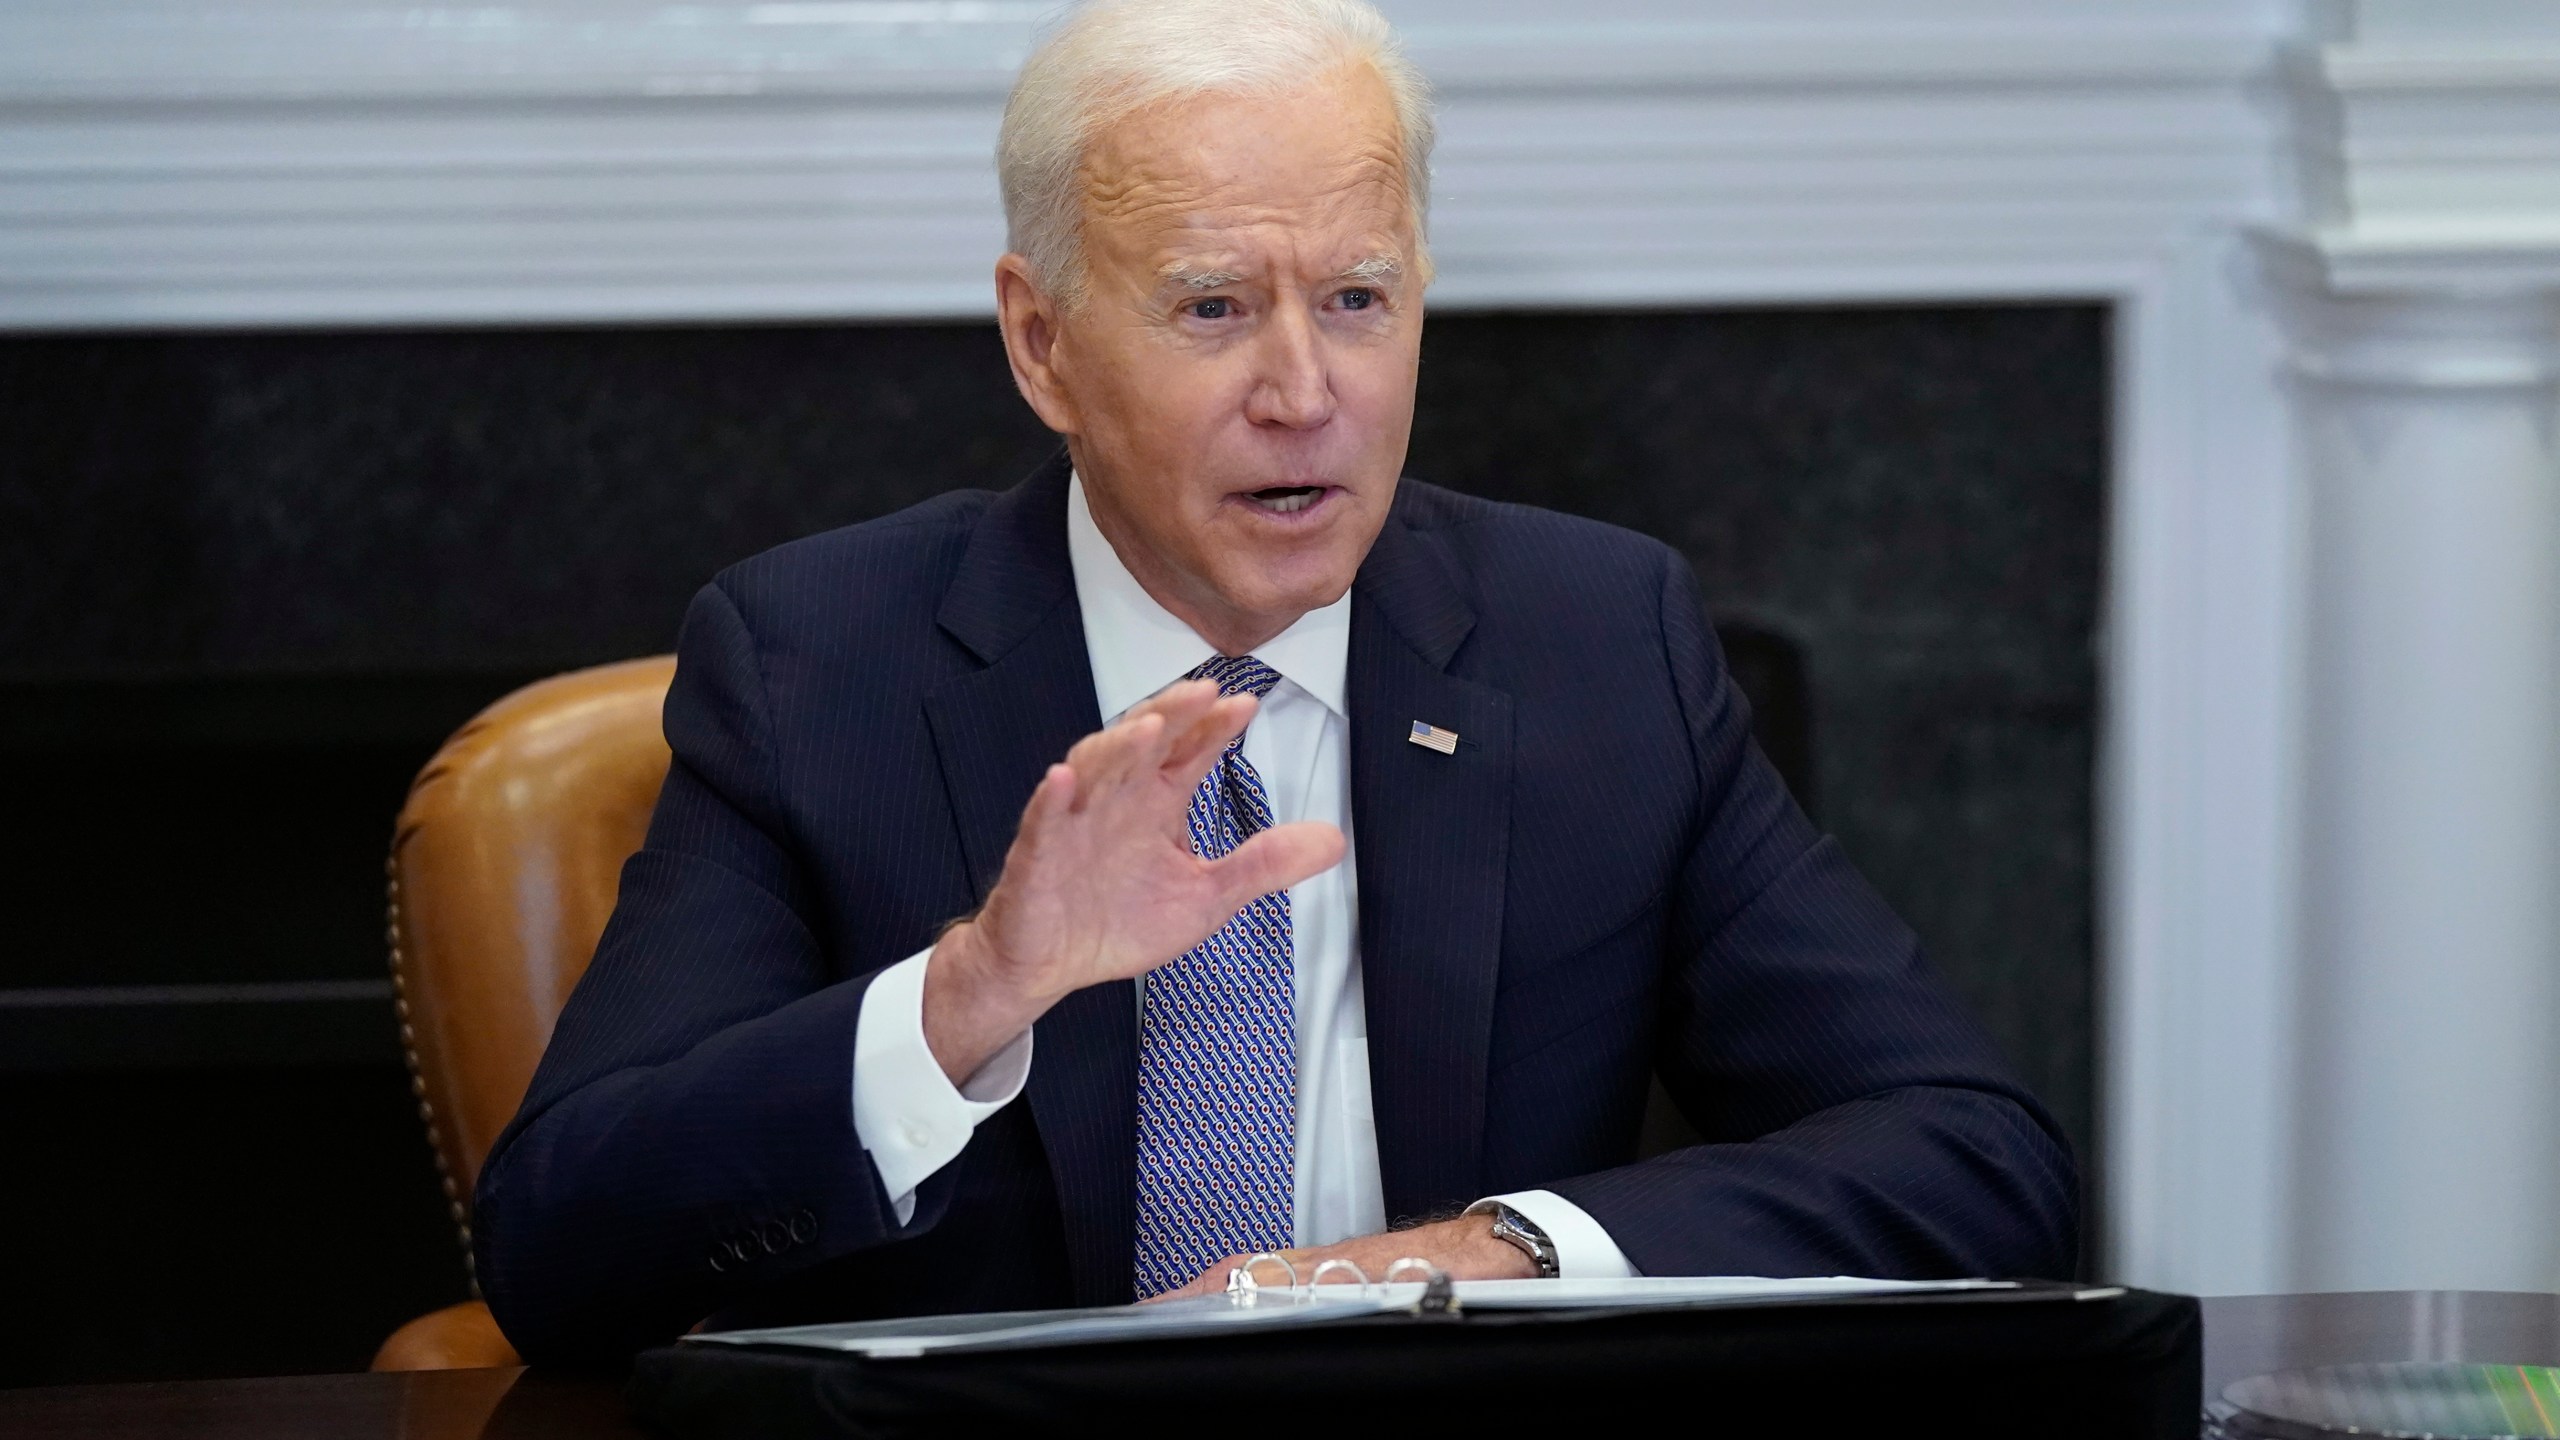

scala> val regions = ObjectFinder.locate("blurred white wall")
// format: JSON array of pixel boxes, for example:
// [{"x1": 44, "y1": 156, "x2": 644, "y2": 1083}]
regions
[{"x1": 7, "y1": 0, "x2": 2560, "y2": 1300}]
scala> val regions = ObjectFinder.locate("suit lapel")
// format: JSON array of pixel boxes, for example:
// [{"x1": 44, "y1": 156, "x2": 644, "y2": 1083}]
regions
[
  {"x1": 1348, "y1": 505, "x2": 1514, "y2": 1222},
  {"x1": 921, "y1": 453, "x2": 1137, "y2": 1307}
]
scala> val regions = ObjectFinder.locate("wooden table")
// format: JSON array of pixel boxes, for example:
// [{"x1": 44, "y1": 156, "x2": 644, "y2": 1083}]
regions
[
  {"x1": 2201, "y1": 1291, "x2": 2560, "y2": 1400},
  {"x1": 7, "y1": 1291, "x2": 2558, "y2": 1438},
  {"x1": 0, "y1": 1365, "x2": 639, "y2": 1440}
]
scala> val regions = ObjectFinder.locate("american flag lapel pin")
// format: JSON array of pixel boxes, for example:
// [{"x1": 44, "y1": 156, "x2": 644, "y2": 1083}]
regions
[{"x1": 1408, "y1": 720, "x2": 1459, "y2": 755}]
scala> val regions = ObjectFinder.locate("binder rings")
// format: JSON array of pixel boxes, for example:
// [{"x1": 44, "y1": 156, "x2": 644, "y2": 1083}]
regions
[{"x1": 631, "y1": 1274, "x2": 2201, "y2": 1439}]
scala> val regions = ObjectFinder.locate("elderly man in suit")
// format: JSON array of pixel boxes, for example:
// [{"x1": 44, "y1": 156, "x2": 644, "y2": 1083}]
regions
[{"x1": 473, "y1": 0, "x2": 2078, "y2": 1361}]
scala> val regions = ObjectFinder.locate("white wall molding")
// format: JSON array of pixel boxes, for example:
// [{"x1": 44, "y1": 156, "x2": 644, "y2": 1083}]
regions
[
  {"x1": 1, "y1": 5, "x2": 2273, "y2": 105},
  {"x1": 2284, "y1": 0, "x2": 2560, "y2": 290},
  {"x1": 0, "y1": 2, "x2": 2283, "y2": 328},
  {"x1": 2262, "y1": 240, "x2": 2560, "y2": 384},
  {"x1": 0, "y1": 0, "x2": 2322, "y2": 1298}
]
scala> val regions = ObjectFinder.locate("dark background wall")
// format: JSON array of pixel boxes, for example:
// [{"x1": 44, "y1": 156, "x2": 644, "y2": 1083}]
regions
[{"x1": 0, "y1": 304, "x2": 2106, "y2": 1386}]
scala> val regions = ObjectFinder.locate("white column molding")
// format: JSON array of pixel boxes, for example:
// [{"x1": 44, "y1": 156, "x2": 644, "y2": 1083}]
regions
[
  {"x1": 2265, "y1": 0, "x2": 2560, "y2": 1293},
  {"x1": 2103, "y1": 229, "x2": 2302, "y2": 1299}
]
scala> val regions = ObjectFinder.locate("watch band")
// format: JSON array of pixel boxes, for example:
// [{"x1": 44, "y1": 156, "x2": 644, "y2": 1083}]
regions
[{"x1": 1476, "y1": 1202, "x2": 1561, "y2": 1279}]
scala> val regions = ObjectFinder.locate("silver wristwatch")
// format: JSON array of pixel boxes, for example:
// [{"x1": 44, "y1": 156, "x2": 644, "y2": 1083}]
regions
[{"x1": 1474, "y1": 1201, "x2": 1560, "y2": 1279}]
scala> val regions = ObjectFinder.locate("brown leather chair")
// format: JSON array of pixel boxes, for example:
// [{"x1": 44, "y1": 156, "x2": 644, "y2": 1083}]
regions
[{"x1": 371, "y1": 656, "x2": 677, "y2": 1371}]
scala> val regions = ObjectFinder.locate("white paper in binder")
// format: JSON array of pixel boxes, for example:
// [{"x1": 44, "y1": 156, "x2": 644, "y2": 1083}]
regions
[{"x1": 682, "y1": 1274, "x2": 2023, "y2": 1361}]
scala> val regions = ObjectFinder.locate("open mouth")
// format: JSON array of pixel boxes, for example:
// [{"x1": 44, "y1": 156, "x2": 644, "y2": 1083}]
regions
[{"x1": 1245, "y1": 485, "x2": 1327, "y2": 515}]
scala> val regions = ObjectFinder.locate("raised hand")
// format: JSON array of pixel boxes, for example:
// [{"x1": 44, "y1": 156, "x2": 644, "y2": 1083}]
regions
[{"x1": 921, "y1": 678, "x2": 1347, "y2": 1083}]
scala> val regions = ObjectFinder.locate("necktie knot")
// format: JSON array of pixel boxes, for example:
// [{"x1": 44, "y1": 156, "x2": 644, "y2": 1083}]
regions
[{"x1": 1189, "y1": 654, "x2": 1281, "y2": 700}]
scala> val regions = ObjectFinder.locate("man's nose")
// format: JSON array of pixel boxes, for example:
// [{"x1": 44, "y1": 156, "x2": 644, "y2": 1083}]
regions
[{"x1": 1244, "y1": 305, "x2": 1335, "y2": 431}]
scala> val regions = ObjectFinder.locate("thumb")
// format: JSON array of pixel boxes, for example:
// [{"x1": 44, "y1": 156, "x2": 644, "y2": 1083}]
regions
[{"x1": 1206, "y1": 821, "x2": 1346, "y2": 912}]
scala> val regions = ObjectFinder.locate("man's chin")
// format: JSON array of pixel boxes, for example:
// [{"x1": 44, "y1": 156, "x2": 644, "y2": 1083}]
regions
[{"x1": 1212, "y1": 570, "x2": 1359, "y2": 627}]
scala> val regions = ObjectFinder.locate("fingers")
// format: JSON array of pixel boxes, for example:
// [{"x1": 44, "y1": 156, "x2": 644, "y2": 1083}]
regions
[
  {"x1": 1065, "y1": 712, "x2": 1163, "y2": 804},
  {"x1": 1064, "y1": 681, "x2": 1257, "y2": 818},
  {"x1": 1147, "y1": 1245, "x2": 1372, "y2": 1305},
  {"x1": 1161, "y1": 693, "x2": 1257, "y2": 791},
  {"x1": 1062, "y1": 680, "x2": 1225, "y2": 805},
  {"x1": 1000, "y1": 762, "x2": 1077, "y2": 866},
  {"x1": 1141, "y1": 1265, "x2": 1224, "y2": 1305},
  {"x1": 1137, "y1": 681, "x2": 1246, "y2": 791},
  {"x1": 1124, "y1": 678, "x2": 1223, "y2": 735},
  {"x1": 1012, "y1": 761, "x2": 1075, "y2": 831},
  {"x1": 1207, "y1": 821, "x2": 1346, "y2": 912},
  {"x1": 1151, "y1": 1252, "x2": 1277, "y2": 1304}
]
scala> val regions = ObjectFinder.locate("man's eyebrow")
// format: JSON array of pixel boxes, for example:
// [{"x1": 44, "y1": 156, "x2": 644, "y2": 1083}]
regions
[
  {"x1": 1154, "y1": 255, "x2": 1404, "y2": 290},
  {"x1": 1158, "y1": 262, "x2": 1245, "y2": 290}
]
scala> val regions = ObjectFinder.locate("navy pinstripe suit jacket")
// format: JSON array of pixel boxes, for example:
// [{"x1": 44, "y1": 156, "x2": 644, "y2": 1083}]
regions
[{"x1": 473, "y1": 453, "x2": 2078, "y2": 1363}]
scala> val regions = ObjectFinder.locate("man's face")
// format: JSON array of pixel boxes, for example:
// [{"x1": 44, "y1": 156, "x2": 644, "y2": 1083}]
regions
[{"x1": 998, "y1": 62, "x2": 1423, "y2": 651}]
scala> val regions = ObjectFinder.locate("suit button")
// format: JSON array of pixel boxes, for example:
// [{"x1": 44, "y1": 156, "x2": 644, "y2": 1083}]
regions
[
  {"x1": 708, "y1": 1249, "x2": 730, "y2": 1273},
  {"x1": 790, "y1": 1209, "x2": 817, "y2": 1243},
  {"x1": 757, "y1": 1221, "x2": 788, "y2": 1254},
  {"x1": 725, "y1": 1236, "x2": 758, "y2": 1265}
]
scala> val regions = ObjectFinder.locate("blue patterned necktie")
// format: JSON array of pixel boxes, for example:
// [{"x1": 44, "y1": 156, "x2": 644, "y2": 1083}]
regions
[{"x1": 1130, "y1": 654, "x2": 1295, "y2": 1299}]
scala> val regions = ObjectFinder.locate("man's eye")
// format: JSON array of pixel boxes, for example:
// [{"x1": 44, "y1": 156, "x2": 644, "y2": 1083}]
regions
[
  {"x1": 1340, "y1": 288, "x2": 1376, "y2": 311},
  {"x1": 1189, "y1": 297, "x2": 1233, "y2": 320}
]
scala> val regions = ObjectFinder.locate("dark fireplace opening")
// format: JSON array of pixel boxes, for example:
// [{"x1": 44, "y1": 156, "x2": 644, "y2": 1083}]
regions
[{"x1": 0, "y1": 303, "x2": 2104, "y2": 1384}]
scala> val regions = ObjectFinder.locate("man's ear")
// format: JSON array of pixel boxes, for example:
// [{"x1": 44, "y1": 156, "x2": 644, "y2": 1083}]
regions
[{"x1": 995, "y1": 254, "x2": 1080, "y2": 436}]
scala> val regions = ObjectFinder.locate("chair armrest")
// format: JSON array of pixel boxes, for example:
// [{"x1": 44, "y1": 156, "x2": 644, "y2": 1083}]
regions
[{"x1": 373, "y1": 1299, "x2": 523, "y2": 1371}]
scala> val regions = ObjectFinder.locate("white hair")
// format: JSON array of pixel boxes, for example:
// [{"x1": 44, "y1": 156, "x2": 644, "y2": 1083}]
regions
[{"x1": 997, "y1": 0, "x2": 1437, "y2": 309}]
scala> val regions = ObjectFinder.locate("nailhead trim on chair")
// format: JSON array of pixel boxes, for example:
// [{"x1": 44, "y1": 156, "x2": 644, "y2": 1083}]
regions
[{"x1": 387, "y1": 852, "x2": 480, "y2": 1298}]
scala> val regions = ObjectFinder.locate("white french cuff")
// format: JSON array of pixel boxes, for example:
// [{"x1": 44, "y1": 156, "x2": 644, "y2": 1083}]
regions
[
  {"x1": 850, "y1": 945, "x2": 1035, "y2": 1226},
  {"x1": 1471, "y1": 1189, "x2": 1641, "y2": 1280}
]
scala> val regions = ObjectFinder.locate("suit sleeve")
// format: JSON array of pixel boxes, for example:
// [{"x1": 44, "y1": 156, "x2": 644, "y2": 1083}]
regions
[
  {"x1": 472, "y1": 582, "x2": 966, "y2": 1363},
  {"x1": 1543, "y1": 552, "x2": 2082, "y2": 1281}
]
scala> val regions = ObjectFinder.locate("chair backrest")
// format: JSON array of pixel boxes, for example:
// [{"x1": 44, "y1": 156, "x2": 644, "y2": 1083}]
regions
[{"x1": 388, "y1": 655, "x2": 677, "y2": 1255}]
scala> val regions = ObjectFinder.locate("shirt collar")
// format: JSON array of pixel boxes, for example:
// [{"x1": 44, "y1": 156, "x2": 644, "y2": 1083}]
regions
[{"x1": 1066, "y1": 471, "x2": 1350, "y2": 723}]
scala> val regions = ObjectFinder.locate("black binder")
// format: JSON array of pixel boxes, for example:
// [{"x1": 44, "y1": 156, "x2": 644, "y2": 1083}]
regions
[{"x1": 630, "y1": 1283, "x2": 2200, "y2": 1438}]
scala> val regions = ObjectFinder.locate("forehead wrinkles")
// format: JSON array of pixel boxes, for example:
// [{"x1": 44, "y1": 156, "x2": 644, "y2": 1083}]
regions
[{"x1": 1082, "y1": 145, "x2": 1410, "y2": 275}]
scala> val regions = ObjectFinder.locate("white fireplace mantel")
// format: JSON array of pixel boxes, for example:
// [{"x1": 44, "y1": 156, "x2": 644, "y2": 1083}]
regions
[
  {"x1": 0, "y1": 1, "x2": 2282, "y2": 325},
  {"x1": 16, "y1": 0, "x2": 2560, "y2": 1301}
]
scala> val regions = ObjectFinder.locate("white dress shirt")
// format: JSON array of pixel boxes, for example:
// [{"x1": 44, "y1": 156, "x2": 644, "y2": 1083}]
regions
[{"x1": 849, "y1": 474, "x2": 1634, "y2": 1278}]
